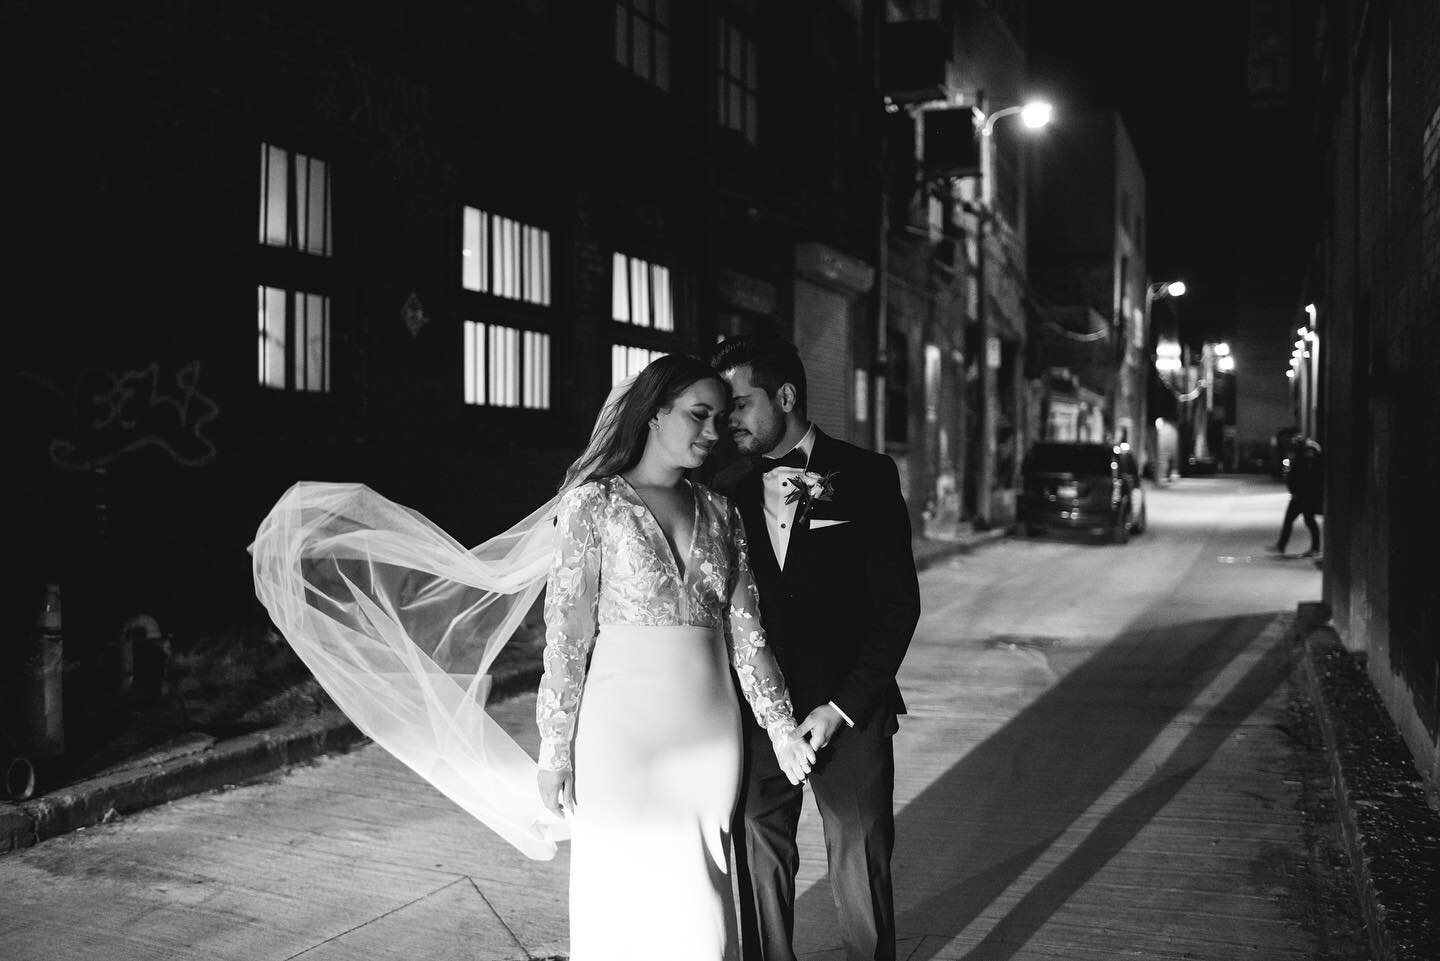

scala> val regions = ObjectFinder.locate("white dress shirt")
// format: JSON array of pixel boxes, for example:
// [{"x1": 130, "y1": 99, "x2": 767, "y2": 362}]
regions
[
  {"x1": 759, "y1": 424, "x2": 854, "y2": 729},
  {"x1": 762, "y1": 424, "x2": 816, "y2": 569}
]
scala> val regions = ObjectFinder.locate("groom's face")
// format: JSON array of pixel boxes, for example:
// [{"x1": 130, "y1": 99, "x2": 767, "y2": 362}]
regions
[{"x1": 721, "y1": 364, "x2": 785, "y2": 456}]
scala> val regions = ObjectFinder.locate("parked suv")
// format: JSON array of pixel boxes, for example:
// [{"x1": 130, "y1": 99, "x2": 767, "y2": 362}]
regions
[{"x1": 1018, "y1": 442, "x2": 1147, "y2": 543}]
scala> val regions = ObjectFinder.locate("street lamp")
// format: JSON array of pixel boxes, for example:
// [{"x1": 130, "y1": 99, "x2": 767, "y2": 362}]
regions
[
  {"x1": 1147, "y1": 280, "x2": 1187, "y2": 479},
  {"x1": 972, "y1": 97, "x2": 1052, "y2": 528}
]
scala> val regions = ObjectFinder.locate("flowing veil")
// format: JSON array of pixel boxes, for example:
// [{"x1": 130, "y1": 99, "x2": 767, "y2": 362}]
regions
[{"x1": 248, "y1": 378, "x2": 635, "y2": 860}]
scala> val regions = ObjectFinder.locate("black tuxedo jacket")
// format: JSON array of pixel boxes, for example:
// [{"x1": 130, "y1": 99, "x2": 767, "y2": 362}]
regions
[{"x1": 713, "y1": 428, "x2": 921, "y2": 730}]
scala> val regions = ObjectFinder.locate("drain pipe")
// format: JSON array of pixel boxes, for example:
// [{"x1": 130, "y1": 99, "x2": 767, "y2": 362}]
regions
[
  {"x1": 23, "y1": 584, "x2": 65, "y2": 759},
  {"x1": 2, "y1": 731, "x2": 35, "y2": 801}
]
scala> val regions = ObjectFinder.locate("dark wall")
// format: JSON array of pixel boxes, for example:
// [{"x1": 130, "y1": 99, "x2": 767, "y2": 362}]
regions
[{"x1": 6, "y1": 1, "x2": 877, "y2": 657}]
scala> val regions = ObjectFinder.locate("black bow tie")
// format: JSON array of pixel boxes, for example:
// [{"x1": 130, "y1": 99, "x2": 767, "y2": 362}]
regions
[{"x1": 759, "y1": 449, "x2": 807, "y2": 473}]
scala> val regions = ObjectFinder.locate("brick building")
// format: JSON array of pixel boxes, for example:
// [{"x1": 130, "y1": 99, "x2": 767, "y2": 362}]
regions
[{"x1": 7, "y1": 3, "x2": 883, "y2": 687}]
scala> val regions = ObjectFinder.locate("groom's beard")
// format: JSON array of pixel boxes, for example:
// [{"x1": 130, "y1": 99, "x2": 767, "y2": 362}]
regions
[
  {"x1": 730, "y1": 409, "x2": 785, "y2": 457},
  {"x1": 732, "y1": 422, "x2": 783, "y2": 456}
]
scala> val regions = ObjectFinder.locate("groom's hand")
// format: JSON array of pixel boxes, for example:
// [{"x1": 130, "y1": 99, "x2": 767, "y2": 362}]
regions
[{"x1": 798, "y1": 704, "x2": 844, "y2": 751}]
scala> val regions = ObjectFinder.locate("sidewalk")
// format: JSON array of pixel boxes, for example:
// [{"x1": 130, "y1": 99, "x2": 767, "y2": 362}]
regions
[{"x1": 0, "y1": 530, "x2": 998, "y2": 856}]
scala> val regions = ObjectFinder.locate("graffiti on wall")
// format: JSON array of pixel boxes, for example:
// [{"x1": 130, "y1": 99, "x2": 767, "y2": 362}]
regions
[{"x1": 49, "y1": 361, "x2": 220, "y2": 471}]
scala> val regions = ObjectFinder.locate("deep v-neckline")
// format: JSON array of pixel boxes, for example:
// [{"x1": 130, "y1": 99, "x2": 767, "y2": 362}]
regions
[{"x1": 617, "y1": 475, "x2": 698, "y2": 582}]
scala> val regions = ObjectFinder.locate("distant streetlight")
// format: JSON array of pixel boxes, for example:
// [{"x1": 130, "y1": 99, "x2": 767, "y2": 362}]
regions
[
  {"x1": 971, "y1": 97, "x2": 1054, "y2": 528},
  {"x1": 1215, "y1": 341, "x2": 1235, "y2": 372}
]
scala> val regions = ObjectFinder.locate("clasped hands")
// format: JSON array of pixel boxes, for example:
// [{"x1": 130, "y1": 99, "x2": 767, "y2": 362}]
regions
[
  {"x1": 539, "y1": 704, "x2": 848, "y2": 811},
  {"x1": 774, "y1": 703, "x2": 845, "y2": 785}
]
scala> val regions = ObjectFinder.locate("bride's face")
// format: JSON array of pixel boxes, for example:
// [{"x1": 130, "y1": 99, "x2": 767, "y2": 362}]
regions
[{"x1": 649, "y1": 377, "x2": 727, "y2": 470}]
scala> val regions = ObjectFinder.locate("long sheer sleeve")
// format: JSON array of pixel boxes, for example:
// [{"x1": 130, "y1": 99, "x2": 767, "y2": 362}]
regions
[
  {"x1": 536, "y1": 483, "x2": 603, "y2": 772},
  {"x1": 723, "y1": 503, "x2": 799, "y2": 746}
]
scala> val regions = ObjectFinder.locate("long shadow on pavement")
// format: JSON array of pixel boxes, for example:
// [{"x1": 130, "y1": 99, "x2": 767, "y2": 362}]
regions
[{"x1": 793, "y1": 612, "x2": 1288, "y2": 959}]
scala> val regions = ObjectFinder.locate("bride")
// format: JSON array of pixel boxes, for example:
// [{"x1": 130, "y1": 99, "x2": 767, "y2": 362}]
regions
[
  {"x1": 249, "y1": 353, "x2": 813, "y2": 961},
  {"x1": 538, "y1": 354, "x2": 814, "y2": 959}
]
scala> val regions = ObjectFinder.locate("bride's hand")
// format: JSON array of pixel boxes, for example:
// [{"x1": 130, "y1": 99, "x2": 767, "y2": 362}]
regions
[
  {"x1": 773, "y1": 732, "x2": 816, "y2": 786},
  {"x1": 538, "y1": 768, "x2": 574, "y2": 817}
]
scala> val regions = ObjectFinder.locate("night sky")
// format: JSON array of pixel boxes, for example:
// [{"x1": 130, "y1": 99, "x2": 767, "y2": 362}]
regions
[{"x1": 1025, "y1": 0, "x2": 1317, "y2": 348}]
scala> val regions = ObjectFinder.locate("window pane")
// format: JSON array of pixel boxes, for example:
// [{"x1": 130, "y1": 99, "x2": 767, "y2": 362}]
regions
[
  {"x1": 258, "y1": 286, "x2": 287, "y2": 388},
  {"x1": 633, "y1": 17, "x2": 652, "y2": 80},
  {"x1": 614, "y1": 4, "x2": 629, "y2": 65},
  {"x1": 522, "y1": 329, "x2": 551, "y2": 409},
  {"x1": 487, "y1": 325, "x2": 500, "y2": 405},
  {"x1": 539, "y1": 228, "x2": 552, "y2": 305},
  {"x1": 729, "y1": 83, "x2": 743, "y2": 132},
  {"x1": 612, "y1": 344, "x2": 627, "y2": 386},
  {"x1": 745, "y1": 93, "x2": 758, "y2": 143},
  {"x1": 299, "y1": 293, "x2": 329, "y2": 392},
  {"x1": 463, "y1": 207, "x2": 482, "y2": 291},
  {"x1": 612, "y1": 253, "x2": 630, "y2": 321},
  {"x1": 652, "y1": 264, "x2": 673, "y2": 331},
  {"x1": 746, "y1": 37, "x2": 758, "y2": 89},
  {"x1": 729, "y1": 25, "x2": 743, "y2": 76},
  {"x1": 299, "y1": 155, "x2": 331, "y2": 255},
  {"x1": 654, "y1": 31, "x2": 670, "y2": 91},
  {"x1": 654, "y1": 0, "x2": 670, "y2": 27},
  {"x1": 631, "y1": 258, "x2": 650, "y2": 327},
  {"x1": 464, "y1": 320, "x2": 478, "y2": 405},
  {"x1": 260, "y1": 144, "x2": 288, "y2": 247},
  {"x1": 497, "y1": 216, "x2": 513, "y2": 299},
  {"x1": 505, "y1": 326, "x2": 520, "y2": 406},
  {"x1": 509, "y1": 219, "x2": 522, "y2": 300}
]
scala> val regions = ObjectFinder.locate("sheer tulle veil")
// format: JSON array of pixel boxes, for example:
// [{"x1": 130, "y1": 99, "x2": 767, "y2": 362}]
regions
[{"x1": 248, "y1": 377, "x2": 636, "y2": 860}]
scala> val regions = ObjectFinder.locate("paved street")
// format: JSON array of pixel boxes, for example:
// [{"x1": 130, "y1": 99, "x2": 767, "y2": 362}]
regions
[{"x1": 1, "y1": 476, "x2": 1338, "y2": 960}]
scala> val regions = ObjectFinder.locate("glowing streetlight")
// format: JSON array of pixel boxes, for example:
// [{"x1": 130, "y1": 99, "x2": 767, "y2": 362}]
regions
[{"x1": 1019, "y1": 100, "x2": 1054, "y2": 129}]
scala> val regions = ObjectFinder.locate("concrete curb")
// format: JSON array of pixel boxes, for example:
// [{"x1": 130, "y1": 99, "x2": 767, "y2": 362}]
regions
[
  {"x1": 0, "y1": 710, "x2": 367, "y2": 856},
  {"x1": 914, "y1": 529, "x2": 1007, "y2": 572},
  {"x1": 1, "y1": 533, "x2": 1007, "y2": 858},
  {"x1": 1297, "y1": 606, "x2": 1440, "y2": 961}
]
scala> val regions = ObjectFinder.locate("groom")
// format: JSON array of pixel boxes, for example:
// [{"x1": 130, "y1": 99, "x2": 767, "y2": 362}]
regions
[{"x1": 711, "y1": 334, "x2": 920, "y2": 961}]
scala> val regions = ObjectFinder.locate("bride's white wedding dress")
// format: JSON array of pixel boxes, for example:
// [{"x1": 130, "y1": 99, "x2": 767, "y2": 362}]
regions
[{"x1": 539, "y1": 476, "x2": 797, "y2": 961}]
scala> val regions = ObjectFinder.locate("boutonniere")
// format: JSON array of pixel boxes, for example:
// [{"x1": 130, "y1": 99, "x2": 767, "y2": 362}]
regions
[{"x1": 784, "y1": 470, "x2": 839, "y2": 525}]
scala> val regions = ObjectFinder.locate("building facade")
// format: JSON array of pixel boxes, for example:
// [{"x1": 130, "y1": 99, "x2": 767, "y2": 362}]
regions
[
  {"x1": 8, "y1": 2, "x2": 883, "y2": 691},
  {"x1": 1027, "y1": 112, "x2": 1150, "y2": 469},
  {"x1": 879, "y1": 0, "x2": 1032, "y2": 534},
  {"x1": 1306, "y1": 0, "x2": 1439, "y2": 793}
]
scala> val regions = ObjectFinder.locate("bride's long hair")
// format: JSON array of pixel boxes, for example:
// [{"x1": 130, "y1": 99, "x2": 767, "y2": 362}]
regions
[{"x1": 560, "y1": 353, "x2": 724, "y2": 490}]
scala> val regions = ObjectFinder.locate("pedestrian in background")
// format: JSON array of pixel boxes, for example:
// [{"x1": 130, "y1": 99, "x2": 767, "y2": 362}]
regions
[{"x1": 1270, "y1": 437, "x2": 1323, "y2": 557}]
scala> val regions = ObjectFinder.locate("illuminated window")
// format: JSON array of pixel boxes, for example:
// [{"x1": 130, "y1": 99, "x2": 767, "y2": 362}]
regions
[
  {"x1": 462, "y1": 207, "x2": 551, "y2": 305},
  {"x1": 716, "y1": 18, "x2": 758, "y2": 144},
  {"x1": 612, "y1": 253, "x2": 674, "y2": 330},
  {"x1": 464, "y1": 321, "x2": 551, "y2": 409},
  {"x1": 258, "y1": 143, "x2": 331, "y2": 256},
  {"x1": 258, "y1": 142, "x2": 334, "y2": 393},
  {"x1": 257, "y1": 286, "x2": 330, "y2": 392},
  {"x1": 615, "y1": 0, "x2": 671, "y2": 91},
  {"x1": 612, "y1": 344, "x2": 665, "y2": 386}
]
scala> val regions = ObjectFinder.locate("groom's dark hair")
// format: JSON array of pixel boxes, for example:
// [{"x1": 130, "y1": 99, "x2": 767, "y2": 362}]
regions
[{"x1": 710, "y1": 334, "x2": 807, "y2": 414}]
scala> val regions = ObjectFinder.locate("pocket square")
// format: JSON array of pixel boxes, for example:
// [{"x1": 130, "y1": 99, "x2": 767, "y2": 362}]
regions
[{"x1": 809, "y1": 519, "x2": 851, "y2": 529}]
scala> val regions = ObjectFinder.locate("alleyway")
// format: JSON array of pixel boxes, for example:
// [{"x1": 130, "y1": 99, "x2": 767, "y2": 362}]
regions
[{"x1": 0, "y1": 477, "x2": 1366, "y2": 960}]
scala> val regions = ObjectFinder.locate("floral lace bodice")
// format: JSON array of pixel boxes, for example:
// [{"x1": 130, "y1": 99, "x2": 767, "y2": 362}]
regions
[{"x1": 537, "y1": 476, "x2": 797, "y2": 771}]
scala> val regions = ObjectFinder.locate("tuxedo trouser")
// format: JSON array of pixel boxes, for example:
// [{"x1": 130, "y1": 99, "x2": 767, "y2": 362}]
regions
[{"x1": 735, "y1": 715, "x2": 897, "y2": 961}]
